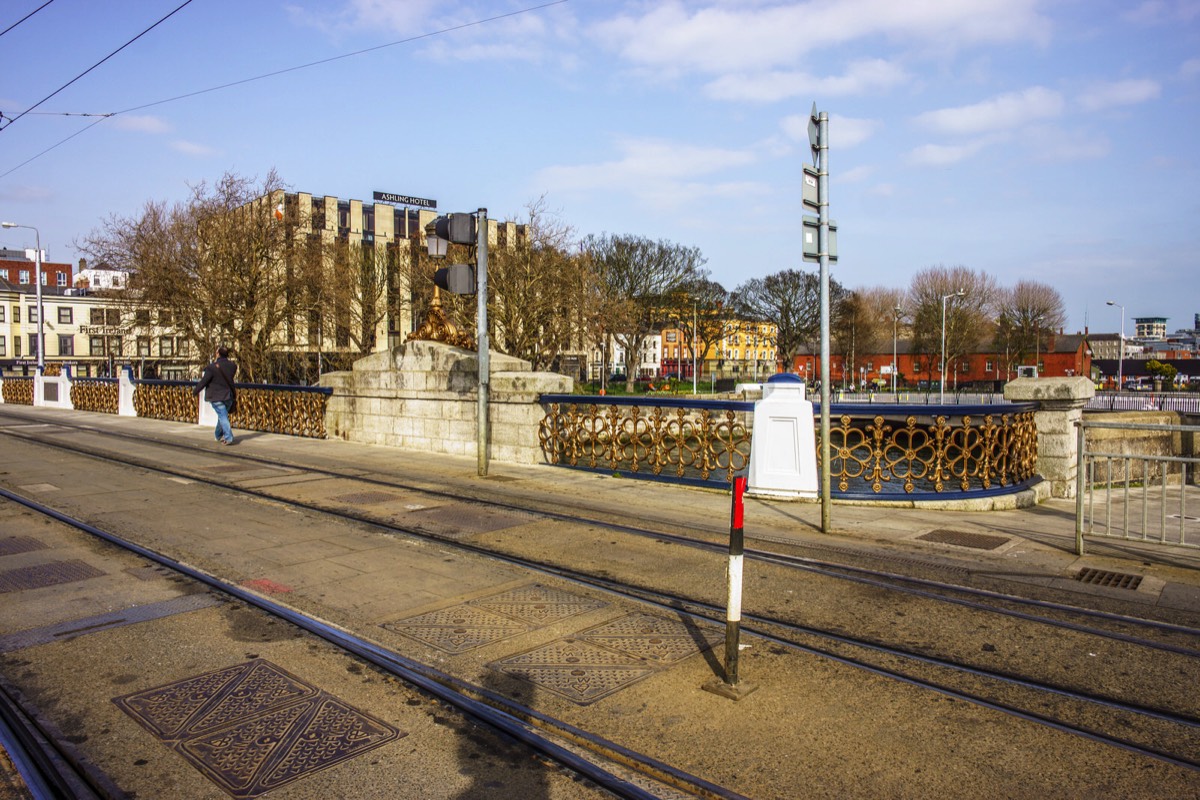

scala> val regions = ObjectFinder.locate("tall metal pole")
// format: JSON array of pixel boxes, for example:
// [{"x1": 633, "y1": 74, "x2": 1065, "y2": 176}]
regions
[
  {"x1": 939, "y1": 290, "x2": 962, "y2": 404},
  {"x1": 692, "y1": 301, "x2": 698, "y2": 395},
  {"x1": 2, "y1": 222, "x2": 42, "y2": 372},
  {"x1": 892, "y1": 306, "x2": 900, "y2": 393},
  {"x1": 476, "y1": 208, "x2": 489, "y2": 476},
  {"x1": 817, "y1": 111, "x2": 832, "y2": 533},
  {"x1": 1107, "y1": 301, "x2": 1124, "y2": 390}
]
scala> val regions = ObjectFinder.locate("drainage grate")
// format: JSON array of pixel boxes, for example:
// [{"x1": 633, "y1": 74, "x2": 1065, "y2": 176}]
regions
[
  {"x1": 0, "y1": 560, "x2": 105, "y2": 593},
  {"x1": 115, "y1": 659, "x2": 401, "y2": 799},
  {"x1": 917, "y1": 529, "x2": 1010, "y2": 551},
  {"x1": 578, "y1": 613, "x2": 722, "y2": 665},
  {"x1": 1075, "y1": 568, "x2": 1143, "y2": 590},
  {"x1": 0, "y1": 536, "x2": 48, "y2": 557},
  {"x1": 469, "y1": 584, "x2": 607, "y2": 626},
  {"x1": 384, "y1": 605, "x2": 530, "y2": 653},
  {"x1": 490, "y1": 638, "x2": 658, "y2": 705},
  {"x1": 329, "y1": 491, "x2": 402, "y2": 505}
]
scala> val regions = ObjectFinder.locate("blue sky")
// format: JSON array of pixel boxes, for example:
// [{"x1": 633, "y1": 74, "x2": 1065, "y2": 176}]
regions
[{"x1": 2, "y1": 0, "x2": 1197, "y2": 337}]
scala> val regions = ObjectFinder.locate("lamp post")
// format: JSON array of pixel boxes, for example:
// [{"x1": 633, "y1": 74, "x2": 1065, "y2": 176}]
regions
[
  {"x1": 1, "y1": 222, "x2": 43, "y2": 372},
  {"x1": 940, "y1": 289, "x2": 964, "y2": 404},
  {"x1": 1034, "y1": 315, "x2": 1044, "y2": 377},
  {"x1": 892, "y1": 305, "x2": 901, "y2": 393},
  {"x1": 1106, "y1": 300, "x2": 1124, "y2": 390}
]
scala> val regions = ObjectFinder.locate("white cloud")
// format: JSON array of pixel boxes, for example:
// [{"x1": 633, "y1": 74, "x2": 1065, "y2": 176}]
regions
[
  {"x1": 1076, "y1": 79, "x2": 1160, "y2": 112},
  {"x1": 534, "y1": 136, "x2": 763, "y2": 209},
  {"x1": 593, "y1": 0, "x2": 1050, "y2": 76},
  {"x1": 840, "y1": 165, "x2": 874, "y2": 183},
  {"x1": 1122, "y1": 0, "x2": 1200, "y2": 25},
  {"x1": 907, "y1": 138, "x2": 995, "y2": 166},
  {"x1": 707, "y1": 59, "x2": 907, "y2": 103},
  {"x1": 111, "y1": 115, "x2": 171, "y2": 134},
  {"x1": 780, "y1": 113, "x2": 879, "y2": 149},
  {"x1": 914, "y1": 87, "x2": 1063, "y2": 135},
  {"x1": 171, "y1": 141, "x2": 219, "y2": 157},
  {"x1": 1180, "y1": 58, "x2": 1200, "y2": 79}
]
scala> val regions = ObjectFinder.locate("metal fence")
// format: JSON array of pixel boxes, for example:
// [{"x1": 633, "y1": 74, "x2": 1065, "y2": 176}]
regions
[
  {"x1": 1086, "y1": 392, "x2": 1200, "y2": 413},
  {"x1": 1073, "y1": 419, "x2": 1200, "y2": 554}
]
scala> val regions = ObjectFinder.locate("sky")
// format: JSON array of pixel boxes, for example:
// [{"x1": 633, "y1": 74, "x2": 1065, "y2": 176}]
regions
[{"x1": 1, "y1": 0, "x2": 1197, "y2": 337}]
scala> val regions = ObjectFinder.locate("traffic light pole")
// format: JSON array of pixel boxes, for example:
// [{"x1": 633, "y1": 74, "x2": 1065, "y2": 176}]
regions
[{"x1": 476, "y1": 208, "x2": 490, "y2": 477}]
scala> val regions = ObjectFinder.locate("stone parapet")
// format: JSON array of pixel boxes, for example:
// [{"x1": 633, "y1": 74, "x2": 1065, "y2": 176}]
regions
[
  {"x1": 1004, "y1": 377, "x2": 1094, "y2": 498},
  {"x1": 321, "y1": 340, "x2": 572, "y2": 465}
]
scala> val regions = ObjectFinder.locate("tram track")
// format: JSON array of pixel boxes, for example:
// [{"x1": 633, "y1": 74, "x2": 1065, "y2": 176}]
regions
[{"x1": 2, "y1": 411, "x2": 1200, "y2": 793}]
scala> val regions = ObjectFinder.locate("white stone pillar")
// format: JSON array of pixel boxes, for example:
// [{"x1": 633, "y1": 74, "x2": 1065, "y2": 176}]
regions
[
  {"x1": 1004, "y1": 376, "x2": 1095, "y2": 499},
  {"x1": 747, "y1": 374, "x2": 818, "y2": 499}
]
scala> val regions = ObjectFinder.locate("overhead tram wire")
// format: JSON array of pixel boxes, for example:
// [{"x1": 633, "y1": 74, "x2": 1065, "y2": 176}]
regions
[
  {"x1": 0, "y1": 0, "x2": 55, "y2": 39},
  {"x1": 0, "y1": 0, "x2": 195, "y2": 133},
  {"x1": 0, "y1": 0, "x2": 571, "y2": 180}
]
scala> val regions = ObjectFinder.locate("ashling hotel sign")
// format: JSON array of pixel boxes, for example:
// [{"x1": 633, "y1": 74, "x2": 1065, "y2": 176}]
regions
[{"x1": 373, "y1": 191, "x2": 436, "y2": 209}]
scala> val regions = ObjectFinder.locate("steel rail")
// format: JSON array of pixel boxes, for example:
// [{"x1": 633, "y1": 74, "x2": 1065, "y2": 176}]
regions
[{"x1": 0, "y1": 486, "x2": 745, "y2": 800}]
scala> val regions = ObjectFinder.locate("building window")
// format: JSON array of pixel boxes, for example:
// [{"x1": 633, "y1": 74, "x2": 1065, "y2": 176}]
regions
[
  {"x1": 58, "y1": 335, "x2": 74, "y2": 356},
  {"x1": 29, "y1": 334, "x2": 39, "y2": 358},
  {"x1": 137, "y1": 337, "x2": 151, "y2": 357},
  {"x1": 985, "y1": 360, "x2": 995, "y2": 372},
  {"x1": 13, "y1": 337, "x2": 20, "y2": 357},
  {"x1": 12, "y1": 306, "x2": 18, "y2": 323},
  {"x1": 28, "y1": 305, "x2": 37, "y2": 323},
  {"x1": 56, "y1": 273, "x2": 66, "y2": 287},
  {"x1": 108, "y1": 336, "x2": 123, "y2": 357},
  {"x1": 19, "y1": 270, "x2": 29, "y2": 284},
  {"x1": 157, "y1": 309, "x2": 172, "y2": 326},
  {"x1": 0, "y1": 337, "x2": 5, "y2": 356},
  {"x1": 176, "y1": 337, "x2": 190, "y2": 357},
  {"x1": 135, "y1": 309, "x2": 150, "y2": 326},
  {"x1": 0, "y1": 268, "x2": 7, "y2": 280},
  {"x1": 90, "y1": 336, "x2": 105, "y2": 355},
  {"x1": 58, "y1": 306, "x2": 72, "y2": 324},
  {"x1": 90, "y1": 308, "x2": 105, "y2": 325},
  {"x1": 0, "y1": 305, "x2": 4, "y2": 323},
  {"x1": 106, "y1": 309, "x2": 120, "y2": 326},
  {"x1": 159, "y1": 337, "x2": 174, "y2": 357}
]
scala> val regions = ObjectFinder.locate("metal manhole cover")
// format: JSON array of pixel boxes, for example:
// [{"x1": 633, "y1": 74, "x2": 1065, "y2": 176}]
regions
[
  {"x1": 115, "y1": 659, "x2": 401, "y2": 798},
  {"x1": 1075, "y1": 568, "x2": 1143, "y2": 590},
  {"x1": 917, "y1": 529, "x2": 1010, "y2": 550},
  {"x1": 579, "y1": 613, "x2": 722, "y2": 665},
  {"x1": 0, "y1": 536, "x2": 48, "y2": 557},
  {"x1": 490, "y1": 638, "x2": 657, "y2": 704},
  {"x1": 383, "y1": 606, "x2": 530, "y2": 653},
  {"x1": 405, "y1": 503, "x2": 535, "y2": 539},
  {"x1": 470, "y1": 584, "x2": 608, "y2": 626},
  {"x1": 0, "y1": 560, "x2": 105, "y2": 593},
  {"x1": 329, "y1": 491, "x2": 402, "y2": 505}
]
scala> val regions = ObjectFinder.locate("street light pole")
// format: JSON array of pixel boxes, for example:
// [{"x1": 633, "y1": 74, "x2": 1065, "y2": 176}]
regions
[
  {"x1": 892, "y1": 305, "x2": 901, "y2": 393},
  {"x1": 1106, "y1": 300, "x2": 1124, "y2": 390},
  {"x1": 2, "y1": 222, "x2": 43, "y2": 372},
  {"x1": 940, "y1": 289, "x2": 964, "y2": 404},
  {"x1": 936, "y1": 289, "x2": 964, "y2": 407}
]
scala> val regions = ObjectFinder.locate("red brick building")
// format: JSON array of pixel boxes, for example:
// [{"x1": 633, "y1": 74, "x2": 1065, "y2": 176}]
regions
[
  {"x1": 0, "y1": 257, "x2": 73, "y2": 290},
  {"x1": 792, "y1": 333, "x2": 1092, "y2": 390}
]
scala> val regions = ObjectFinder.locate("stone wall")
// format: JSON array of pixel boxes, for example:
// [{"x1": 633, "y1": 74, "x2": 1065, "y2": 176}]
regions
[
  {"x1": 1004, "y1": 376, "x2": 1094, "y2": 499},
  {"x1": 319, "y1": 339, "x2": 573, "y2": 464}
]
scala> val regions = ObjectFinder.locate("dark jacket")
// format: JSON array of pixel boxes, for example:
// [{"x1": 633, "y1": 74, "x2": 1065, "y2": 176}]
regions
[{"x1": 195, "y1": 357, "x2": 238, "y2": 404}]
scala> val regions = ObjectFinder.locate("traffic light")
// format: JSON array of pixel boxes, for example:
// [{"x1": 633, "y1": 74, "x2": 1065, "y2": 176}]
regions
[
  {"x1": 433, "y1": 263, "x2": 476, "y2": 295},
  {"x1": 426, "y1": 213, "x2": 476, "y2": 245}
]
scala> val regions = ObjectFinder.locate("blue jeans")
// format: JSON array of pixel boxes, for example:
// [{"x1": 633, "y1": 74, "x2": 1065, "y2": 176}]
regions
[{"x1": 211, "y1": 401, "x2": 233, "y2": 443}]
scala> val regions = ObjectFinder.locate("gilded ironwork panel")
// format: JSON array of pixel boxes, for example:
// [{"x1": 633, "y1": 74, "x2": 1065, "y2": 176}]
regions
[
  {"x1": 1, "y1": 378, "x2": 34, "y2": 405},
  {"x1": 228, "y1": 388, "x2": 328, "y2": 439},
  {"x1": 540, "y1": 399, "x2": 1036, "y2": 494},
  {"x1": 537, "y1": 401, "x2": 751, "y2": 484},
  {"x1": 71, "y1": 380, "x2": 119, "y2": 414},
  {"x1": 134, "y1": 384, "x2": 198, "y2": 423}
]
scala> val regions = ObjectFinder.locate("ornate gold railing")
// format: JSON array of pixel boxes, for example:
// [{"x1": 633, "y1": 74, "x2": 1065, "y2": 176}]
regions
[
  {"x1": 72, "y1": 379, "x2": 119, "y2": 414},
  {"x1": 227, "y1": 386, "x2": 329, "y2": 439},
  {"x1": 133, "y1": 380, "x2": 330, "y2": 438},
  {"x1": 539, "y1": 397, "x2": 752, "y2": 485},
  {"x1": 823, "y1": 410, "x2": 1038, "y2": 495},
  {"x1": 0, "y1": 377, "x2": 34, "y2": 405},
  {"x1": 538, "y1": 395, "x2": 1039, "y2": 496}
]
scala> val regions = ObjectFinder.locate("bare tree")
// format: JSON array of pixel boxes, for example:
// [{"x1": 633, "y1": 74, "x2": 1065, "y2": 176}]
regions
[
  {"x1": 735, "y1": 268, "x2": 847, "y2": 372},
  {"x1": 78, "y1": 170, "x2": 293, "y2": 382},
  {"x1": 583, "y1": 233, "x2": 704, "y2": 391},
  {"x1": 659, "y1": 276, "x2": 737, "y2": 379},
  {"x1": 994, "y1": 279, "x2": 1067, "y2": 375},
  {"x1": 908, "y1": 265, "x2": 998, "y2": 389}
]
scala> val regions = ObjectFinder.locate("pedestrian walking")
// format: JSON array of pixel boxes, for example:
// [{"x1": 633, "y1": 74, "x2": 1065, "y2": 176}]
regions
[{"x1": 195, "y1": 346, "x2": 238, "y2": 445}]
